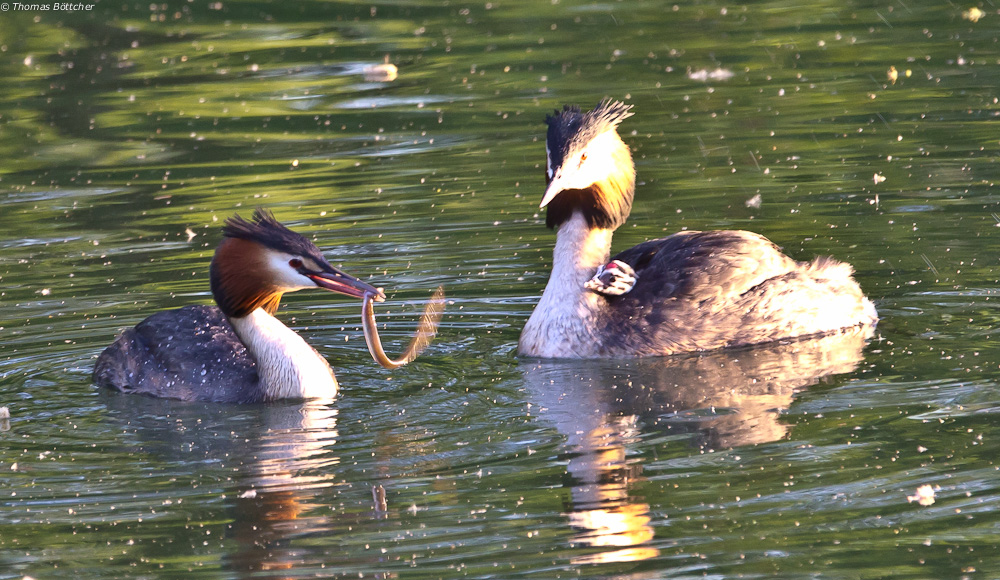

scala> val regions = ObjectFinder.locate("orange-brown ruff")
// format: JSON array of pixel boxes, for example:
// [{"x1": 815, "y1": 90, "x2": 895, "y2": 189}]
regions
[
  {"x1": 211, "y1": 237, "x2": 285, "y2": 317},
  {"x1": 93, "y1": 209, "x2": 384, "y2": 402},
  {"x1": 518, "y1": 99, "x2": 878, "y2": 358}
]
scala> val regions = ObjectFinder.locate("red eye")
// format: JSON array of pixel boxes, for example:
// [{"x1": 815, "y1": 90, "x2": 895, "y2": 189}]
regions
[{"x1": 289, "y1": 258, "x2": 303, "y2": 270}]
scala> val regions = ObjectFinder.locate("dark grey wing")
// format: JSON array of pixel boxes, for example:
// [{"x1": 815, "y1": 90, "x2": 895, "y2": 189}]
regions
[
  {"x1": 93, "y1": 305, "x2": 262, "y2": 403},
  {"x1": 599, "y1": 230, "x2": 800, "y2": 354},
  {"x1": 610, "y1": 230, "x2": 797, "y2": 300}
]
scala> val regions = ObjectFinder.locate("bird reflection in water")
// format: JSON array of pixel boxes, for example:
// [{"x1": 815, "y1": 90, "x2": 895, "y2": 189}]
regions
[
  {"x1": 562, "y1": 416, "x2": 659, "y2": 565},
  {"x1": 103, "y1": 395, "x2": 344, "y2": 576},
  {"x1": 521, "y1": 329, "x2": 872, "y2": 564},
  {"x1": 225, "y1": 401, "x2": 339, "y2": 575}
]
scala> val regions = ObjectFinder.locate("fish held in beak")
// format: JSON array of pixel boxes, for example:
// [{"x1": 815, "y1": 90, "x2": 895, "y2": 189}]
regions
[{"x1": 361, "y1": 286, "x2": 445, "y2": 369}]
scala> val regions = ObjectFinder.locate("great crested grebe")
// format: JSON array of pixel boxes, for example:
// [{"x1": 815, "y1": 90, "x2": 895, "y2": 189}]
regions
[
  {"x1": 518, "y1": 99, "x2": 878, "y2": 358},
  {"x1": 93, "y1": 209, "x2": 386, "y2": 403}
]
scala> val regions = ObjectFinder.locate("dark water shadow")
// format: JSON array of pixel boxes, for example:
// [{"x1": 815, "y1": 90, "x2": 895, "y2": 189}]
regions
[{"x1": 519, "y1": 330, "x2": 872, "y2": 565}]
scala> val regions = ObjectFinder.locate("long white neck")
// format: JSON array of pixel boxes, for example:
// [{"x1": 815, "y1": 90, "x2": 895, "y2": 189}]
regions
[
  {"x1": 519, "y1": 211, "x2": 614, "y2": 357},
  {"x1": 229, "y1": 308, "x2": 338, "y2": 401}
]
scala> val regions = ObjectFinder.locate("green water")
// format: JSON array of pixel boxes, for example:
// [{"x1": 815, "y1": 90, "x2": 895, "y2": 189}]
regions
[{"x1": 3, "y1": 0, "x2": 1000, "y2": 577}]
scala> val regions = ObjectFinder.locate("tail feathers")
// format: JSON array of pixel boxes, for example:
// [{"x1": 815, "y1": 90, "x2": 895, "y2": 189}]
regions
[
  {"x1": 807, "y1": 256, "x2": 878, "y2": 326},
  {"x1": 92, "y1": 330, "x2": 143, "y2": 392},
  {"x1": 806, "y1": 255, "x2": 855, "y2": 278}
]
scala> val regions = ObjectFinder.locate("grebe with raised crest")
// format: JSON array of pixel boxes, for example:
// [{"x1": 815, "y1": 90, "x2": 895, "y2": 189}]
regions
[
  {"x1": 518, "y1": 99, "x2": 877, "y2": 358},
  {"x1": 94, "y1": 209, "x2": 387, "y2": 403}
]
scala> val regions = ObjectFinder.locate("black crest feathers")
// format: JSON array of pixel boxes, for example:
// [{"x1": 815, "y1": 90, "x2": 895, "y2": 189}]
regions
[
  {"x1": 210, "y1": 208, "x2": 323, "y2": 317},
  {"x1": 221, "y1": 208, "x2": 321, "y2": 260},
  {"x1": 545, "y1": 99, "x2": 633, "y2": 172}
]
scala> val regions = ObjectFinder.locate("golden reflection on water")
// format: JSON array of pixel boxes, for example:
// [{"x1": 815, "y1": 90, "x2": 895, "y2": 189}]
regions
[
  {"x1": 521, "y1": 329, "x2": 872, "y2": 564},
  {"x1": 565, "y1": 419, "x2": 659, "y2": 565},
  {"x1": 227, "y1": 401, "x2": 340, "y2": 576}
]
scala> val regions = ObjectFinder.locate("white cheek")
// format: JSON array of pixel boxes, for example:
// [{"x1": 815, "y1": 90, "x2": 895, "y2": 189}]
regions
[
  {"x1": 266, "y1": 252, "x2": 314, "y2": 291},
  {"x1": 562, "y1": 154, "x2": 602, "y2": 190},
  {"x1": 545, "y1": 144, "x2": 553, "y2": 179},
  {"x1": 568, "y1": 157, "x2": 591, "y2": 188},
  {"x1": 566, "y1": 130, "x2": 619, "y2": 189}
]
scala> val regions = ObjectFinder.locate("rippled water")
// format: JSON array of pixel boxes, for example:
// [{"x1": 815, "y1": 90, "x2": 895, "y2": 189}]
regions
[{"x1": 4, "y1": 0, "x2": 1000, "y2": 578}]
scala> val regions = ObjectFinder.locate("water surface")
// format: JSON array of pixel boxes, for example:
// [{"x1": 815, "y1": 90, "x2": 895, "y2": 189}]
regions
[{"x1": 3, "y1": 1, "x2": 1000, "y2": 578}]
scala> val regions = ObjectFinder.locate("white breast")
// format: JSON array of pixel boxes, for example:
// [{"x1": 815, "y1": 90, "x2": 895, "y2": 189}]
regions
[
  {"x1": 230, "y1": 308, "x2": 338, "y2": 400},
  {"x1": 519, "y1": 212, "x2": 614, "y2": 358}
]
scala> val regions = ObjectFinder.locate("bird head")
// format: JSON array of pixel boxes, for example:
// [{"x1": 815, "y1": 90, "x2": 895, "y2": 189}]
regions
[
  {"x1": 541, "y1": 99, "x2": 636, "y2": 230},
  {"x1": 209, "y1": 209, "x2": 385, "y2": 318}
]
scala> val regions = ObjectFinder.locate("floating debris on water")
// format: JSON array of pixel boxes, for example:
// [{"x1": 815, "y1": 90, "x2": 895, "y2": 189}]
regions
[
  {"x1": 363, "y1": 63, "x2": 398, "y2": 82},
  {"x1": 907, "y1": 484, "x2": 937, "y2": 506},
  {"x1": 687, "y1": 67, "x2": 734, "y2": 82},
  {"x1": 887, "y1": 65, "x2": 912, "y2": 84},
  {"x1": 963, "y1": 6, "x2": 984, "y2": 22}
]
